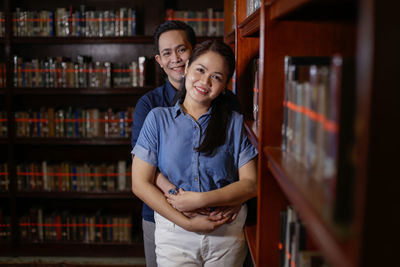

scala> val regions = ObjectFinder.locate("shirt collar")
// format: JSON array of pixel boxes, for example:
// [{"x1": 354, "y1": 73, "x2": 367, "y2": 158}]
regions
[
  {"x1": 172, "y1": 101, "x2": 213, "y2": 119},
  {"x1": 165, "y1": 79, "x2": 178, "y2": 106}
]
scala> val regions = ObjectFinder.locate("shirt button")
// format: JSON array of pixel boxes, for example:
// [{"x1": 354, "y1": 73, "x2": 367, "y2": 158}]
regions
[{"x1": 194, "y1": 177, "x2": 198, "y2": 181}]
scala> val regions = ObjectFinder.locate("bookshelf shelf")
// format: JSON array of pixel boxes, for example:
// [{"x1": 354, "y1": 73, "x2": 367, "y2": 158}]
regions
[
  {"x1": 12, "y1": 36, "x2": 154, "y2": 44},
  {"x1": 238, "y1": 8, "x2": 260, "y2": 37},
  {"x1": 14, "y1": 138, "x2": 130, "y2": 145},
  {"x1": 15, "y1": 192, "x2": 136, "y2": 199},
  {"x1": 244, "y1": 224, "x2": 257, "y2": 264},
  {"x1": 264, "y1": 146, "x2": 352, "y2": 267},
  {"x1": 13, "y1": 87, "x2": 153, "y2": 95},
  {"x1": 17, "y1": 242, "x2": 144, "y2": 257},
  {"x1": 0, "y1": 192, "x2": 10, "y2": 197},
  {"x1": 0, "y1": 243, "x2": 13, "y2": 256}
]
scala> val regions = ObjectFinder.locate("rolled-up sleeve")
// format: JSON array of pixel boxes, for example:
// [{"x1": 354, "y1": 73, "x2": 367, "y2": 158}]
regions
[
  {"x1": 131, "y1": 110, "x2": 159, "y2": 167},
  {"x1": 238, "y1": 125, "x2": 258, "y2": 169}
]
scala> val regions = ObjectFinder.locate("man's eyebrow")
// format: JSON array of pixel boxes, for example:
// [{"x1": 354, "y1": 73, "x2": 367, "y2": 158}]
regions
[{"x1": 160, "y1": 48, "x2": 171, "y2": 53}]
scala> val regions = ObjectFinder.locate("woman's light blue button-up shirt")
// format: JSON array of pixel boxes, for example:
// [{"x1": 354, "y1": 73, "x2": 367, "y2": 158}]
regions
[{"x1": 132, "y1": 102, "x2": 258, "y2": 192}]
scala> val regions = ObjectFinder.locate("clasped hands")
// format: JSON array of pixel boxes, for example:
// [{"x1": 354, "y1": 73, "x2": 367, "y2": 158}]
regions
[{"x1": 165, "y1": 188, "x2": 241, "y2": 232}]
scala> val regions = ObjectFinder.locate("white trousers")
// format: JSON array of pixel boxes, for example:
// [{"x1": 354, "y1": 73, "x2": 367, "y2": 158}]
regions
[{"x1": 154, "y1": 205, "x2": 248, "y2": 267}]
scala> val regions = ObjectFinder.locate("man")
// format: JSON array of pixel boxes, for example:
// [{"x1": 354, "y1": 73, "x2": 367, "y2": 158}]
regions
[{"x1": 131, "y1": 20, "x2": 241, "y2": 267}]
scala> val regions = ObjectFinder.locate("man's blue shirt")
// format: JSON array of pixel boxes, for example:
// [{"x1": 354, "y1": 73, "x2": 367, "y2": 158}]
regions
[
  {"x1": 131, "y1": 80, "x2": 177, "y2": 149},
  {"x1": 132, "y1": 102, "x2": 257, "y2": 197},
  {"x1": 131, "y1": 80, "x2": 177, "y2": 222}
]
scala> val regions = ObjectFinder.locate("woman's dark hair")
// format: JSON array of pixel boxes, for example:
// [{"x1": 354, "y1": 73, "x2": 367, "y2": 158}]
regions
[
  {"x1": 173, "y1": 39, "x2": 236, "y2": 155},
  {"x1": 154, "y1": 20, "x2": 196, "y2": 54}
]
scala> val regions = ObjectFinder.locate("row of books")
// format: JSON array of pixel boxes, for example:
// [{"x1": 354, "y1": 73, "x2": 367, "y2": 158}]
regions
[
  {"x1": 282, "y1": 55, "x2": 355, "y2": 223},
  {"x1": 165, "y1": 8, "x2": 224, "y2": 37},
  {"x1": 280, "y1": 206, "x2": 328, "y2": 267},
  {"x1": 20, "y1": 208, "x2": 133, "y2": 243},
  {"x1": 15, "y1": 107, "x2": 134, "y2": 138},
  {"x1": 13, "y1": 55, "x2": 146, "y2": 88},
  {"x1": 16, "y1": 161, "x2": 131, "y2": 192},
  {"x1": 13, "y1": 7, "x2": 136, "y2": 37},
  {"x1": 247, "y1": 0, "x2": 261, "y2": 16},
  {"x1": 0, "y1": 12, "x2": 4, "y2": 37},
  {"x1": 0, "y1": 63, "x2": 6, "y2": 88},
  {"x1": 0, "y1": 209, "x2": 11, "y2": 241},
  {"x1": 0, "y1": 111, "x2": 7, "y2": 137},
  {"x1": 0, "y1": 163, "x2": 8, "y2": 192}
]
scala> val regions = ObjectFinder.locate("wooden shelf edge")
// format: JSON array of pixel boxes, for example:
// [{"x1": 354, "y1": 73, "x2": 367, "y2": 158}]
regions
[
  {"x1": 238, "y1": 9, "x2": 260, "y2": 37},
  {"x1": 17, "y1": 242, "x2": 144, "y2": 257},
  {"x1": 244, "y1": 120, "x2": 259, "y2": 148},
  {"x1": 0, "y1": 192, "x2": 11, "y2": 198},
  {"x1": 15, "y1": 138, "x2": 130, "y2": 145},
  {"x1": 12, "y1": 36, "x2": 154, "y2": 44},
  {"x1": 224, "y1": 30, "x2": 235, "y2": 45},
  {"x1": 13, "y1": 87, "x2": 153, "y2": 95},
  {"x1": 263, "y1": 146, "x2": 353, "y2": 267},
  {"x1": 245, "y1": 224, "x2": 257, "y2": 266},
  {"x1": 15, "y1": 192, "x2": 136, "y2": 199}
]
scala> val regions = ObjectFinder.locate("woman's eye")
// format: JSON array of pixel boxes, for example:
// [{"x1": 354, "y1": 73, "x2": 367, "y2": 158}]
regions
[
  {"x1": 212, "y1": 75, "x2": 222, "y2": 81},
  {"x1": 162, "y1": 52, "x2": 170, "y2": 57},
  {"x1": 196, "y1": 68, "x2": 205, "y2": 73},
  {"x1": 178, "y1": 48, "x2": 186, "y2": 53}
]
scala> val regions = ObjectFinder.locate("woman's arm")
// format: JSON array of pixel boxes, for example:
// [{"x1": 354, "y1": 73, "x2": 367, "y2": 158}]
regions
[
  {"x1": 131, "y1": 156, "x2": 230, "y2": 232},
  {"x1": 166, "y1": 158, "x2": 257, "y2": 212}
]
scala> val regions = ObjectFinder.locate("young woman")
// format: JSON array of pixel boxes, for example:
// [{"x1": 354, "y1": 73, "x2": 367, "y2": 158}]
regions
[{"x1": 131, "y1": 40, "x2": 257, "y2": 266}]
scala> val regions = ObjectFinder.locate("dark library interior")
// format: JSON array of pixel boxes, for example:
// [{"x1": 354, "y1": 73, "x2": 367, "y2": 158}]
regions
[{"x1": 0, "y1": 0, "x2": 399, "y2": 266}]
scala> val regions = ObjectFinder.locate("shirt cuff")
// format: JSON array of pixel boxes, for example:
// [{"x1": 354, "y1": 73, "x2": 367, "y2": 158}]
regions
[{"x1": 132, "y1": 144, "x2": 158, "y2": 167}]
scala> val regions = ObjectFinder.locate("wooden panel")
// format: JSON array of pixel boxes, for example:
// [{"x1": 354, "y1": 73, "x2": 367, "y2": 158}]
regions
[{"x1": 256, "y1": 159, "x2": 288, "y2": 267}]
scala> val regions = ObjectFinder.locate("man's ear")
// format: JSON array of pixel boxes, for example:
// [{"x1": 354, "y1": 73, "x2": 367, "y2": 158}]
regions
[{"x1": 155, "y1": 54, "x2": 163, "y2": 68}]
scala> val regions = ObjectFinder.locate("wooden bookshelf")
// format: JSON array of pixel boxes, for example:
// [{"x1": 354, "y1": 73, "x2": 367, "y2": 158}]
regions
[
  {"x1": 226, "y1": 0, "x2": 399, "y2": 266},
  {"x1": 1, "y1": 0, "x2": 225, "y2": 259}
]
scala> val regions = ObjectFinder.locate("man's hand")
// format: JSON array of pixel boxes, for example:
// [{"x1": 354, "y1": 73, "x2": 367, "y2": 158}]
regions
[{"x1": 165, "y1": 188, "x2": 202, "y2": 212}]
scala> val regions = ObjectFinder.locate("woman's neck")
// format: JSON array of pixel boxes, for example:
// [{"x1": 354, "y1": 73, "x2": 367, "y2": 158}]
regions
[{"x1": 182, "y1": 98, "x2": 210, "y2": 121}]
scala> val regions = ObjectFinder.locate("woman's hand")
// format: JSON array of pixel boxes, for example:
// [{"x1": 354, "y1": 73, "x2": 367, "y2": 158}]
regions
[
  {"x1": 210, "y1": 204, "x2": 242, "y2": 223},
  {"x1": 165, "y1": 188, "x2": 202, "y2": 212}
]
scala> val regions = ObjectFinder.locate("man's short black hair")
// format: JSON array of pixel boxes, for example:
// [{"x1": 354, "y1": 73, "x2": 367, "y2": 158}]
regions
[{"x1": 154, "y1": 20, "x2": 197, "y2": 54}]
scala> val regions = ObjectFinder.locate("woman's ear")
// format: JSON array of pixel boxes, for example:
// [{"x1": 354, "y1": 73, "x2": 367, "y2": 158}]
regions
[{"x1": 184, "y1": 61, "x2": 189, "y2": 76}]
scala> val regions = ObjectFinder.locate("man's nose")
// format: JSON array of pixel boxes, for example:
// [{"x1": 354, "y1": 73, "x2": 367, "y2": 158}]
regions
[{"x1": 171, "y1": 51, "x2": 182, "y2": 63}]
